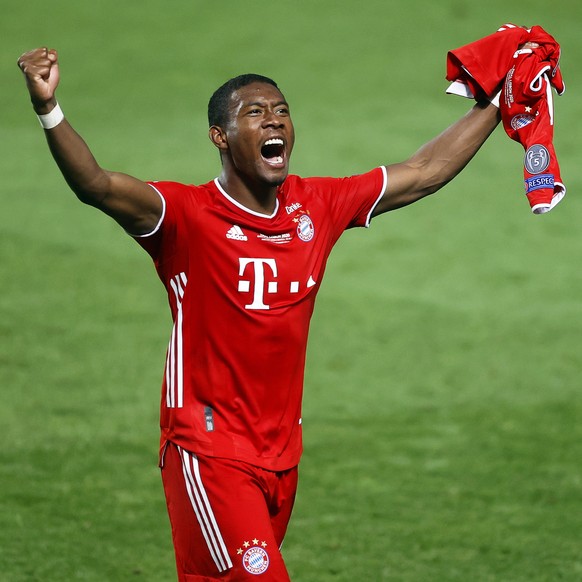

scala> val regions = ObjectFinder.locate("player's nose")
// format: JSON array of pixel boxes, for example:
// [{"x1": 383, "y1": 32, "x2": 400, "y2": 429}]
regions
[{"x1": 262, "y1": 108, "x2": 285, "y2": 129}]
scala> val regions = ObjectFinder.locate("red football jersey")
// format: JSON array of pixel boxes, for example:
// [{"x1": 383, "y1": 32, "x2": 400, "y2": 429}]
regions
[{"x1": 135, "y1": 167, "x2": 387, "y2": 471}]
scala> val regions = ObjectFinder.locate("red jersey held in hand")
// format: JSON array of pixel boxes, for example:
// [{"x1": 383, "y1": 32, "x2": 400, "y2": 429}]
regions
[{"x1": 500, "y1": 35, "x2": 566, "y2": 213}]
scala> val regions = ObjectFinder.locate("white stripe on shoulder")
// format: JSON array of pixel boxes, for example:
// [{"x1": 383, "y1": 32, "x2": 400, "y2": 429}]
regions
[
  {"x1": 131, "y1": 184, "x2": 166, "y2": 238},
  {"x1": 364, "y1": 166, "x2": 388, "y2": 228}
]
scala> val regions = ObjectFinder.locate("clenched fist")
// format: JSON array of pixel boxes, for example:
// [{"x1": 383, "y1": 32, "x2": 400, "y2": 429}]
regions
[{"x1": 17, "y1": 48, "x2": 60, "y2": 114}]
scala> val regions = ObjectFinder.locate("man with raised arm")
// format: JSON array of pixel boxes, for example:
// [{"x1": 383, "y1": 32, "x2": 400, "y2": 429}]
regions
[{"x1": 18, "y1": 47, "x2": 500, "y2": 581}]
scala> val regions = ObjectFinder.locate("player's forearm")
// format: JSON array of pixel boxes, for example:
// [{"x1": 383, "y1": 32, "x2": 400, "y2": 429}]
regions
[
  {"x1": 19, "y1": 48, "x2": 162, "y2": 234},
  {"x1": 374, "y1": 101, "x2": 501, "y2": 215},
  {"x1": 19, "y1": 48, "x2": 108, "y2": 201},
  {"x1": 409, "y1": 100, "x2": 501, "y2": 195},
  {"x1": 41, "y1": 111, "x2": 112, "y2": 206}
]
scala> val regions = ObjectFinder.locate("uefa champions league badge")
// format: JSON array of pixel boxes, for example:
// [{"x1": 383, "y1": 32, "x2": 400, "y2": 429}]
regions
[
  {"x1": 237, "y1": 539, "x2": 270, "y2": 575},
  {"x1": 296, "y1": 213, "x2": 315, "y2": 242},
  {"x1": 524, "y1": 144, "x2": 550, "y2": 175}
]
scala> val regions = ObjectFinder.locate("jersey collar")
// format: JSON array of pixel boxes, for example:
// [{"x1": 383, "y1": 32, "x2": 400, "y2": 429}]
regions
[{"x1": 214, "y1": 178, "x2": 280, "y2": 219}]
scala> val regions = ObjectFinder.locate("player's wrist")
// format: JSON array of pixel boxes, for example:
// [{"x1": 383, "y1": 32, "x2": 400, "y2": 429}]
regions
[
  {"x1": 35, "y1": 100, "x2": 64, "y2": 129},
  {"x1": 32, "y1": 96, "x2": 57, "y2": 115}
]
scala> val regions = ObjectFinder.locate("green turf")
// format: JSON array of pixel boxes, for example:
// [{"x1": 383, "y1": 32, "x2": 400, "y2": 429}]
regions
[{"x1": 2, "y1": 0, "x2": 582, "y2": 580}]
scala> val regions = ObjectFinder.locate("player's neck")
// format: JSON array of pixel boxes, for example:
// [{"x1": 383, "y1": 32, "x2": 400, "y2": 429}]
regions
[{"x1": 217, "y1": 171, "x2": 279, "y2": 215}]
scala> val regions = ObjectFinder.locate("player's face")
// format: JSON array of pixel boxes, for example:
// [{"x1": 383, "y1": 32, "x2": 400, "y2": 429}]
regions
[{"x1": 223, "y1": 83, "x2": 295, "y2": 186}]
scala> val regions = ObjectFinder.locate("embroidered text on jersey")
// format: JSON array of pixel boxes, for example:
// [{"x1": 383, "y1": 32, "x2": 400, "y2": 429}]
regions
[
  {"x1": 257, "y1": 232, "x2": 293, "y2": 244},
  {"x1": 285, "y1": 202, "x2": 302, "y2": 214}
]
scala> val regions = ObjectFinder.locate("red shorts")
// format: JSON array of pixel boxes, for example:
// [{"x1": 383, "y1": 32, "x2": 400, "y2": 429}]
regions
[{"x1": 160, "y1": 442, "x2": 298, "y2": 581}]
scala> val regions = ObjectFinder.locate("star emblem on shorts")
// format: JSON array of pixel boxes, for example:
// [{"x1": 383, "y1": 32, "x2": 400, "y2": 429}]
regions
[{"x1": 237, "y1": 539, "x2": 268, "y2": 554}]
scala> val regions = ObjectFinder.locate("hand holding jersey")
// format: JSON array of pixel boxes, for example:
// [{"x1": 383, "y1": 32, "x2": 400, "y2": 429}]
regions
[{"x1": 446, "y1": 24, "x2": 566, "y2": 214}]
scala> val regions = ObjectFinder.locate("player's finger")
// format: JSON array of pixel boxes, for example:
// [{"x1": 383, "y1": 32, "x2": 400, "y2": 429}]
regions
[
  {"x1": 18, "y1": 58, "x2": 51, "y2": 77},
  {"x1": 17, "y1": 47, "x2": 56, "y2": 71},
  {"x1": 518, "y1": 41, "x2": 540, "y2": 50},
  {"x1": 18, "y1": 47, "x2": 45, "y2": 62}
]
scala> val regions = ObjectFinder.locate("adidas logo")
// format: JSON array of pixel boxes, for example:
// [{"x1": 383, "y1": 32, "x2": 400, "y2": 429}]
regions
[{"x1": 226, "y1": 225, "x2": 248, "y2": 241}]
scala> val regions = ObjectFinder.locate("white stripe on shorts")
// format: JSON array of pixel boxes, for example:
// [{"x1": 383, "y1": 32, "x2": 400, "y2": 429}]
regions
[{"x1": 178, "y1": 447, "x2": 233, "y2": 573}]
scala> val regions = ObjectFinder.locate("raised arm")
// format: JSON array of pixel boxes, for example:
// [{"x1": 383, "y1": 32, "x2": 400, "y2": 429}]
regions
[
  {"x1": 17, "y1": 48, "x2": 163, "y2": 235},
  {"x1": 372, "y1": 99, "x2": 501, "y2": 216}
]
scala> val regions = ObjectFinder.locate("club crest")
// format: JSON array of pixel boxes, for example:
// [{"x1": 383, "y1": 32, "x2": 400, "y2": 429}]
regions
[
  {"x1": 242, "y1": 546, "x2": 269, "y2": 575},
  {"x1": 296, "y1": 214, "x2": 315, "y2": 242},
  {"x1": 510, "y1": 114, "x2": 536, "y2": 131},
  {"x1": 237, "y1": 538, "x2": 270, "y2": 575}
]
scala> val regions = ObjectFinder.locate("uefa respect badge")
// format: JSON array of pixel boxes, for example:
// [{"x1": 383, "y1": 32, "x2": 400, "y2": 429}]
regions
[{"x1": 524, "y1": 174, "x2": 554, "y2": 194}]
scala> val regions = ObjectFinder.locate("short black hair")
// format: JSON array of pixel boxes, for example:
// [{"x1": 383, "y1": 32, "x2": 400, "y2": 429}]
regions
[{"x1": 208, "y1": 73, "x2": 279, "y2": 128}]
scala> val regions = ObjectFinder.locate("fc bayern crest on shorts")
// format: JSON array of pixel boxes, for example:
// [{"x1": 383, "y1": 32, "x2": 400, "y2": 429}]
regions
[
  {"x1": 296, "y1": 214, "x2": 315, "y2": 242},
  {"x1": 242, "y1": 545, "x2": 270, "y2": 575}
]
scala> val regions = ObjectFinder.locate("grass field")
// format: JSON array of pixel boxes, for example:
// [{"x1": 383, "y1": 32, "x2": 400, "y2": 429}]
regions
[{"x1": 2, "y1": 0, "x2": 582, "y2": 580}]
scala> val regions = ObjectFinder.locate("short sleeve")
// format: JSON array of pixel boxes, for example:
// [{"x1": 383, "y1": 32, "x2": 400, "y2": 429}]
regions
[
  {"x1": 131, "y1": 181, "x2": 190, "y2": 263},
  {"x1": 342, "y1": 166, "x2": 387, "y2": 228},
  {"x1": 308, "y1": 166, "x2": 387, "y2": 231}
]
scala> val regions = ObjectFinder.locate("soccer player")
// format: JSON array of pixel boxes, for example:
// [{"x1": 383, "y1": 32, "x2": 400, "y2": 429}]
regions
[{"x1": 18, "y1": 47, "x2": 501, "y2": 581}]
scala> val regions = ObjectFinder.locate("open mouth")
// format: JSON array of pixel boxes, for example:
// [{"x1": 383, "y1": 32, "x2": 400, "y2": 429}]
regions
[{"x1": 261, "y1": 138, "x2": 285, "y2": 166}]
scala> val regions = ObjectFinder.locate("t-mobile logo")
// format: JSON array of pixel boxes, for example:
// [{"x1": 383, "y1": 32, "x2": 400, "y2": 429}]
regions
[
  {"x1": 237, "y1": 258, "x2": 317, "y2": 310},
  {"x1": 238, "y1": 258, "x2": 278, "y2": 310}
]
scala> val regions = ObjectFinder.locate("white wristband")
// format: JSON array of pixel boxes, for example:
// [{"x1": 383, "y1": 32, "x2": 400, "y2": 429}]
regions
[{"x1": 37, "y1": 103, "x2": 65, "y2": 129}]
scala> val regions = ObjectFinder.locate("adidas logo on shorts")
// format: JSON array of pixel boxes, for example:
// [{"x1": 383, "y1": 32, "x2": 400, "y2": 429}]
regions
[{"x1": 226, "y1": 225, "x2": 248, "y2": 241}]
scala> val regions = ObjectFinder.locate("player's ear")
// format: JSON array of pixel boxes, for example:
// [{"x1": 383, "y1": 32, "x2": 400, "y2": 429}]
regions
[{"x1": 209, "y1": 125, "x2": 228, "y2": 151}]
